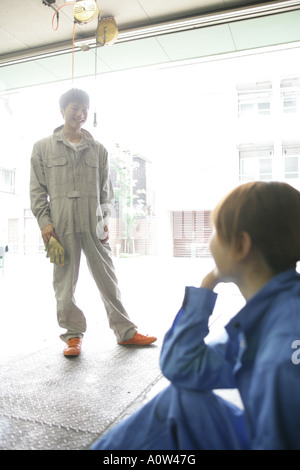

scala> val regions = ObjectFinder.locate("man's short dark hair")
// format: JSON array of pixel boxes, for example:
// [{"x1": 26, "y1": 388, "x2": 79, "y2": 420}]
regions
[{"x1": 59, "y1": 88, "x2": 90, "y2": 110}]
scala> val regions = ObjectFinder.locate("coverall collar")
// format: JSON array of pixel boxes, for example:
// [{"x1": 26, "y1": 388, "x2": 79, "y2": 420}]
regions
[
  {"x1": 226, "y1": 268, "x2": 300, "y2": 338},
  {"x1": 53, "y1": 125, "x2": 95, "y2": 147}
]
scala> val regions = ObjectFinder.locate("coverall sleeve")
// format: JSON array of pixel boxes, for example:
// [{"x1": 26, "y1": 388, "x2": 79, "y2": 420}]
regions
[
  {"x1": 30, "y1": 142, "x2": 53, "y2": 230},
  {"x1": 250, "y1": 353, "x2": 300, "y2": 449},
  {"x1": 99, "y1": 145, "x2": 115, "y2": 216},
  {"x1": 160, "y1": 286, "x2": 238, "y2": 391}
]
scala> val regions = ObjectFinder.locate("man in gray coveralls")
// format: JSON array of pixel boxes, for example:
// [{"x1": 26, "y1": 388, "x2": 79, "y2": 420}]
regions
[{"x1": 30, "y1": 88, "x2": 156, "y2": 356}]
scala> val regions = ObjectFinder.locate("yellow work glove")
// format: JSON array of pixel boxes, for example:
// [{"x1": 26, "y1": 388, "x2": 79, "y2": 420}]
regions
[{"x1": 45, "y1": 236, "x2": 65, "y2": 266}]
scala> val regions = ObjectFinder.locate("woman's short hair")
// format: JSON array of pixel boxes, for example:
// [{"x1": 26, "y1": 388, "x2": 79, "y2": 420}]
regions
[
  {"x1": 212, "y1": 181, "x2": 300, "y2": 273},
  {"x1": 59, "y1": 88, "x2": 90, "y2": 110}
]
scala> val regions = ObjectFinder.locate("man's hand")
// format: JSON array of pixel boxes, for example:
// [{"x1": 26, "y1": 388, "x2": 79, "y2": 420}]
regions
[
  {"x1": 100, "y1": 224, "x2": 109, "y2": 244},
  {"x1": 200, "y1": 267, "x2": 222, "y2": 291},
  {"x1": 41, "y1": 224, "x2": 58, "y2": 245}
]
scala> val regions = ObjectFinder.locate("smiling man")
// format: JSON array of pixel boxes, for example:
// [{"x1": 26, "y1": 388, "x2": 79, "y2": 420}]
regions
[{"x1": 30, "y1": 88, "x2": 156, "y2": 356}]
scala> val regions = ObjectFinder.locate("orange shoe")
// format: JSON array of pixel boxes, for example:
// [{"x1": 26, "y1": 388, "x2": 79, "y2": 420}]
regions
[
  {"x1": 63, "y1": 337, "x2": 82, "y2": 356},
  {"x1": 118, "y1": 332, "x2": 157, "y2": 346}
]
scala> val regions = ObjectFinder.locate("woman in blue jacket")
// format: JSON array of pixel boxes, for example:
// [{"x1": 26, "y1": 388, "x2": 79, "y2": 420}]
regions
[{"x1": 91, "y1": 181, "x2": 300, "y2": 450}]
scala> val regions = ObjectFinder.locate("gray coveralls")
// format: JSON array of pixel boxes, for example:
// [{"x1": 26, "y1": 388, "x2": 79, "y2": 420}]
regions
[{"x1": 30, "y1": 126, "x2": 137, "y2": 343}]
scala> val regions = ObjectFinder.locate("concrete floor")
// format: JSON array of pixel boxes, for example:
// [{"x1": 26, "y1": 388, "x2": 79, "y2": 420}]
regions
[{"x1": 0, "y1": 253, "x2": 244, "y2": 450}]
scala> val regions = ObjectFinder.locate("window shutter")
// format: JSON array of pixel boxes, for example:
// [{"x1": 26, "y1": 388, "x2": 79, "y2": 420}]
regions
[{"x1": 173, "y1": 210, "x2": 212, "y2": 257}]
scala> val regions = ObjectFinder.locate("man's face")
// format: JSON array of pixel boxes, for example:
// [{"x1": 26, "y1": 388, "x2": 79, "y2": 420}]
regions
[{"x1": 62, "y1": 100, "x2": 88, "y2": 130}]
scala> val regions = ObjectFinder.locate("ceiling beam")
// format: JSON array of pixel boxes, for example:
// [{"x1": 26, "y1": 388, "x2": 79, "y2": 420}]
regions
[{"x1": 1, "y1": 0, "x2": 300, "y2": 67}]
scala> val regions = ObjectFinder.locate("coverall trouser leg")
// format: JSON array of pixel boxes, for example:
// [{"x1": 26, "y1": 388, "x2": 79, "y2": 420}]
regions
[
  {"x1": 91, "y1": 384, "x2": 250, "y2": 450},
  {"x1": 53, "y1": 232, "x2": 137, "y2": 343}
]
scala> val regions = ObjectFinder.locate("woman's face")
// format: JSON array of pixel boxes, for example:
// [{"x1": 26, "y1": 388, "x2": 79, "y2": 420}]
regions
[{"x1": 209, "y1": 229, "x2": 238, "y2": 283}]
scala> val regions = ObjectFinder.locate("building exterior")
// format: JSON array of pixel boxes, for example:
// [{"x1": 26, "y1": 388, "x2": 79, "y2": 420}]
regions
[
  {"x1": 1, "y1": 60, "x2": 300, "y2": 258},
  {"x1": 104, "y1": 143, "x2": 156, "y2": 257},
  {"x1": 171, "y1": 75, "x2": 300, "y2": 257}
]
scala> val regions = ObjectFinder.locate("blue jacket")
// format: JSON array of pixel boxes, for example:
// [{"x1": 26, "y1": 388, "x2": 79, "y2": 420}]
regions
[{"x1": 160, "y1": 269, "x2": 300, "y2": 450}]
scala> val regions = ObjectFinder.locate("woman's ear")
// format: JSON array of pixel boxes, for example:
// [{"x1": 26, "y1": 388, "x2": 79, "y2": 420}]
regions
[{"x1": 235, "y1": 231, "x2": 252, "y2": 261}]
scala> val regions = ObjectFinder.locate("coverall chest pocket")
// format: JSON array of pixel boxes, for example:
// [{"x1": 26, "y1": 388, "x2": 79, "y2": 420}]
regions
[
  {"x1": 84, "y1": 154, "x2": 99, "y2": 185},
  {"x1": 46, "y1": 156, "x2": 69, "y2": 187}
]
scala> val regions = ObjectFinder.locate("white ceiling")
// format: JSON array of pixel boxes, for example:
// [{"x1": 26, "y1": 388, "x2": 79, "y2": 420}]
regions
[{"x1": 1, "y1": 0, "x2": 300, "y2": 91}]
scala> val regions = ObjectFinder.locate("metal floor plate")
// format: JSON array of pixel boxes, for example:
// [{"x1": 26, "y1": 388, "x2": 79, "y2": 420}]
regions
[
  {"x1": 0, "y1": 255, "x2": 244, "y2": 451},
  {"x1": 0, "y1": 339, "x2": 163, "y2": 450}
]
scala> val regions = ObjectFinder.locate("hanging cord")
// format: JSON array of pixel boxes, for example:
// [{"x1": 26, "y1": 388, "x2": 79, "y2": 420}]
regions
[
  {"x1": 43, "y1": 1, "x2": 59, "y2": 27},
  {"x1": 72, "y1": 22, "x2": 76, "y2": 82},
  {"x1": 51, "y1": 2, "x2": 77, "y2": 31},
  {"x1": 52, "y1": 7, "x2": 59, "y2": 31},
  {"x1": 51, "y1": 3, "x2": 78, "y2": 81},
  {"x1": 93, "y1": 43, "x2": 98, "y2": 127},
  {"x1": 93, "y1": 12, "x2": 103, "y2": 127}
]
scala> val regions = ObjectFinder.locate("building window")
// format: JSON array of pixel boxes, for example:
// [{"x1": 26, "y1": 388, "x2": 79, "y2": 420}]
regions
[
  {"x1": 283, "y1": 145, "x2": 300, "y2": 179},
  {"x1": 8, "y1": 218, "x2": 19, "y2": 253},
  {"x1": 173, "y1": 210, "x2": 212, "y2": 258},
  {"x1": 237, "y1": 81, "x2": 272, "y2": 118},
  {"x1": 285, "y1": 156, "x2": 298, "y2": 178},
  {"x1": 0, "y1": 168, "x2": 15, "y2": 194},
  {"x1": 239, "y1": 147, "x2": 273, "y2": 181},
  {"x1": 281, "y1": 78, "x2": 300, "y2": 114}
]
